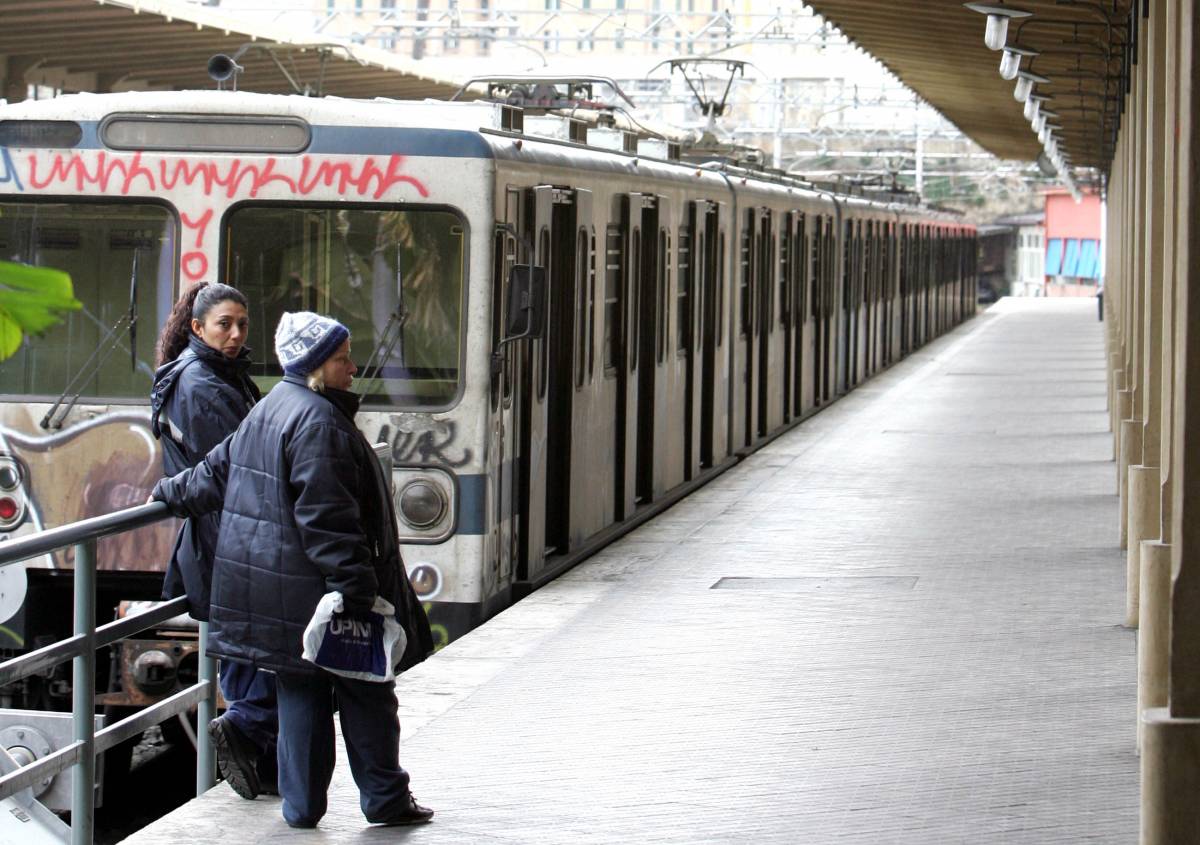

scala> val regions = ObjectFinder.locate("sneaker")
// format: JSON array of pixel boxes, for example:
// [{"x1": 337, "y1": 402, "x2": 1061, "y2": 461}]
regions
[
  {"x1": 208, "y1": 716, "x2": 261, "y2": 800},
  {"x1": 370, "y1": 792, "x2": 434, "y2": 826}
]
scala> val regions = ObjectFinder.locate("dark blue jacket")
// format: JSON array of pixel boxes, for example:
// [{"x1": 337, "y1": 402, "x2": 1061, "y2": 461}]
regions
[
  {"x1": 152, "y1": 376, "x2": 433, "y2": 675},
  {"x1": 149, "y1": 335, "x2": 260, "y2": 620}
]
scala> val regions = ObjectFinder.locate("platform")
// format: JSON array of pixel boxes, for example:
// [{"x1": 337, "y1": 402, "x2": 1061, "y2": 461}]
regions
[{"x1": 123, "y1": 297, "x2": 1136, "y2": 844}]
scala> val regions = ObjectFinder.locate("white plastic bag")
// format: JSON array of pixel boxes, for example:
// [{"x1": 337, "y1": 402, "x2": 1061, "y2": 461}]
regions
[{"x1": 301, "y1": 592, "x2": 407, "y2": 683}]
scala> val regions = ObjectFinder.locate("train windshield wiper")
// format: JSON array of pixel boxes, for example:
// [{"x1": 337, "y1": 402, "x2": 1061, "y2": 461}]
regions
[
  {"x1": 40, "y1": 250, "x2": 140, "y2": 430},
  {"x1": 356, "y1": 243, "x2": 408, "y2": 401}
]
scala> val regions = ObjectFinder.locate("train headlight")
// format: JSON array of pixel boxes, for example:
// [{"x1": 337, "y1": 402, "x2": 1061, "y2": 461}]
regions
[
  {"x1": 0, "y1": 457, "x2": 24, "y2": 530},
  {"x1": 391, "y1": 467, "x2": 456, "y2": 544},
  {"x1": 398, "y1": 480, "x2": 446, "y2": 529}
]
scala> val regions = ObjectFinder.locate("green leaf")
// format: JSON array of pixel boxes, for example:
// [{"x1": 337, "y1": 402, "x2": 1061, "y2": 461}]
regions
[{"x1": 0, "y1": 261, "x2": 83, "y2": 362}]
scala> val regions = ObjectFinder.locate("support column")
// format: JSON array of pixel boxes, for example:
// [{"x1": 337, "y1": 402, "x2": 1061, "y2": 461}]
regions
[
  {"x1": 1122, "y1": 14, "x2": 1152, "y2": 551},
  {"x1": 0, "y1": 57, "x2": 29, "y2": 104},
  {"x1": 1128, "y1": 0, "x2": 1169, "y2": 631},
  {"x1": 1141, "y1": 2, "x2": 1200, "y2": 842},
  {"x1": 1140, "y1": 541, "x2": 1172, "y2": 747}
]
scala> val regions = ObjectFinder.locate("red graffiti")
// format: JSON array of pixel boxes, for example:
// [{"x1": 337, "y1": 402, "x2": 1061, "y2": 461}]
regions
[
  {"x1": 180, "y1": 209, "x2": 214, "y2": 249},
  {"x1": 182, "y1": 253, "x2": 208, "y2": 281},
  {"x1": 28, "y1": 151, "x2": 156, "y2": 194},
  {"x1": 296, "y1": 155, "x2": 429, "y2": 199},
  {"x1": 159, "y1": 158, "x2": 298, "y2": 198},
  {"x1": 25, "y1": 150, "x2": 431, "y2": 283},
  {"x1": 27, "y1": 152, "x2": 428, "y2": 201},
  {"x1": 180, "y1": 209, "x2": 215, "y2": 282}
]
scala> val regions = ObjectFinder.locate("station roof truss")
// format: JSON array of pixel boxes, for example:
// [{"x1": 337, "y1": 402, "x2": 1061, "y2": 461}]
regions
[
  {"x1": 801, "y1": 0, "x2": 1134, "y2": 173},
  {"x1": 0, "y1": 0, "x2": 464, "y2": 101}
]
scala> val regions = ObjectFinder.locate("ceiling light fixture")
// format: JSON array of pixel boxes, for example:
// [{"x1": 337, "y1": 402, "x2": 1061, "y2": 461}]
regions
[{"x1": 964, "y1": 3, "x2": 1033, "y2": 51}]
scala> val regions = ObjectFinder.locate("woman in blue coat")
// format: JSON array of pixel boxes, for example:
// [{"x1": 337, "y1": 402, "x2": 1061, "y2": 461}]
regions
[
  {"x1": 150, "y1": 282, "x2": 276, "y2": 800},
  {"x1": 153, "y1": 312, "x2": 435, "y2": 828}
]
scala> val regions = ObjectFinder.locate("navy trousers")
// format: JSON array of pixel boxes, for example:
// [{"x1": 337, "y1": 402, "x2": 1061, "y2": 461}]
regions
[
  {"x1": 218, "y1": 660, "x2": 278, "y2": 754},
  {"x1": 275, "y1": 670, "x2": 412, "y2": 827}
]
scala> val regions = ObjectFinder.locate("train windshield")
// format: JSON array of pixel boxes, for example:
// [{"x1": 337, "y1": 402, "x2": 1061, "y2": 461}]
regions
[
  {"x1": 225, "y1": 206, "x2": 465, "y2": 408},
  {"x1": 0, "y1": 201, "x2": 174, "y2": 399}
]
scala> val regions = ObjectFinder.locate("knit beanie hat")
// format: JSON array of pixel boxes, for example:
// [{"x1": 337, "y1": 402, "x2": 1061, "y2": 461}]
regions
[{"x1": 274, "y1": 311, "x2": 350, "y2": 376}]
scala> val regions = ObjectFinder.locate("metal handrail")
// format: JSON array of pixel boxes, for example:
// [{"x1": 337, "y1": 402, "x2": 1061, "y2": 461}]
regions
[{"x1": 0, "y1": 501, "x2": 218, "y2": 845}]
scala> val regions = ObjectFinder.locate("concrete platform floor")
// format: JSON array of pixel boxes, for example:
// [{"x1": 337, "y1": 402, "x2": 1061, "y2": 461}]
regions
[{"x1": 123, "y1": 297, "x2": 1136, "y2": 844}]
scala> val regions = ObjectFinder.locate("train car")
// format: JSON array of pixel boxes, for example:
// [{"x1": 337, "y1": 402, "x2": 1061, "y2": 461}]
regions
[{"x1": 0, "y1": 84, "x2": 974, "y2": 723}]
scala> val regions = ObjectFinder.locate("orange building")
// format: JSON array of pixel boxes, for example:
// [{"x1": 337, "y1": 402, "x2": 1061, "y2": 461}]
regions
[{"x1": 1043, "y1": 188, "x2": 1103, "y2": 297}]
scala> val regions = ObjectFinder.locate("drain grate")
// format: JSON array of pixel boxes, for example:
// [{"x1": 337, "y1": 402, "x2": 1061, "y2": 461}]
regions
[{"x1": 711, "y1": 576, "x2": 918, "y2": 592}]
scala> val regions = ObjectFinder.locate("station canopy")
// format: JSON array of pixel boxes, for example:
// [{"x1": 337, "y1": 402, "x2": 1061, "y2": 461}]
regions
[
  {"x1": 803, "y1": 0, "x2": 1131, "y2": 171},
  {"x1": 0, "y1": 0, "x2": 463, "y2": 101}
]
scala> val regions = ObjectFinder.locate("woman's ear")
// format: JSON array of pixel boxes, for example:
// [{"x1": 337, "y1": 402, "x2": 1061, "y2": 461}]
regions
[{"x1": 191, "y1": 317, "x2": 203, "y2": 337}]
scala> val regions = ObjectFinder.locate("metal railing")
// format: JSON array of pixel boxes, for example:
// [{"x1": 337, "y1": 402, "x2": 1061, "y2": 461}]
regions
[{"x1": 0, "y1": 501, "x2": 217, "y2": 845}]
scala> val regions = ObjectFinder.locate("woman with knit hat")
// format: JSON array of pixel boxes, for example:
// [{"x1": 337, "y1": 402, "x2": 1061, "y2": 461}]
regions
[{"x1": 153, "y1": 311, "x2": 435, "y2": 829}]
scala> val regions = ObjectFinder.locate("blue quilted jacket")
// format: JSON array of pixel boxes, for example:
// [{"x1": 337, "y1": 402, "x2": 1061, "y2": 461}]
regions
[
  {"x1": 152, "y1": 375, "x2": 433, "y2": 675},
  {"x1": 149, "y1": 335, "x2": 259, "y2": 620}
]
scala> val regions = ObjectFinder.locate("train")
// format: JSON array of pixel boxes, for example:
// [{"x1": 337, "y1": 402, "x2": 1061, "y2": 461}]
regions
[{"x1": 0, "y1": 80, "x2": 975, "y2": 732}]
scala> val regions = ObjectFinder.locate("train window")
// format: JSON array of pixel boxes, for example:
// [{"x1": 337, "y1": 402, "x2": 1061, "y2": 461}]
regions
[
  {"x1": 779, "y1": 218, "x2": 790, "y2": 327},
  {"x1": 588, "y1": 228, "x2": 597, "y2": 380},
  {"x1": 739, "y1": 211, "x2": 752, "y2": 338},
  {"x1": 795, "y1": 214, "x2": 806, "y2": 324},
  {"x1": 224, "y1": 205, "x2": 466, "y2": 409},
  {"x1": 0, "y1": 120, "x2": 82, "y2": 148},
  {"x1": 603, "y1": 224, "x2": 621, "y2": 376},
  {"x1": 102, "y1": 114, "x2": 310, "y2": 154},
  {"x1": 677, "y1": 224, "x2": 690, "y2": 353},
  {"x1": 0, "y1": 200, "x2": 174, "y2": 400},
  {"x1": 629, "y1": 227, "x2": 641, "y2": 374},
  {"x1": 575, "y1": 227, "x2": 588, "y2": 390},
  {"x1": 716, "y1": 230, "x2": 725, "y2": 344},
  {"x1": 491, "y1": 227, "x2": 505, "y2": 413},
  {"x1": 656, "y1": 227, "x2": 668, "y2": 364},
  {"x1": 538, "y1": 228, "x2": 550, "y2": 399}
]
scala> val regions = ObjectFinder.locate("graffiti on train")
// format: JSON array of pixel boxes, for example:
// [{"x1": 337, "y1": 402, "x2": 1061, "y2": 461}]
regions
[
  {"x1": 378, "y1": 417, "x2": 473, "y2": 468},
  {"x1": 0, "y1": 148, "x2": 22, "y2": 191},
  {"x1": 0, "y1": 409, "x2": 176, "y2": 573},
  {"x1": 6, "y1": 148, "x2": 430, "y2": 283},
  {"x1": 15, "y1": 151, "x2": 430, "y2": 200}
]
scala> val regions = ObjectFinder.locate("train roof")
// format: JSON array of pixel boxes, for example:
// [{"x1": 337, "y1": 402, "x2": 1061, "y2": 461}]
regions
[{"x1": 1, "y1": 90, "x2": 969, "y2": 227}]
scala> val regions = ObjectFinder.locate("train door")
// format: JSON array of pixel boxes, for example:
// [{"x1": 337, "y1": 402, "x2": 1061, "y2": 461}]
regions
[
  {"x1": 652, "y1": 197, "x2": 675, "y2": 498},
  {"x1": 608, "y1": 200, "x2": 632, "y2": 522},
  {"x1": 839, "y1": 219, "x2": 853, "y2": 394},
  {"x1": 683, "y1": 202, "x2": 702, "y2": 480},
  {"x1": 566, "y1": 190, "x2": 595, "y2": 548},
  {"x1": 516, "y1": 184, "x2": 575, "y2": 580},
  {"x1": 792, "y1": 212, "x2": 807, "y2": 419},
  {"x1": 490, "y1": 189, "x2": 521, "y2": 595},
  {"x1": 780, "y1": 212, "x2": 793, "y2": 425},
  {"x1": 811, "y1": 215, "x2": 825, "y2": 407},
  {"x1": 516, "y1": 187, "x2": 549, "y2": 580},
  {"x1": 634, "y1": 193, "x2": 660, "y2": 506},
  {"x1": 735, "y1": 209, "x2": 754, "y2": 448},
  {"x1": 899, "y1": 224, "x2": 911, "y2": 356},
  {"x1": 755, "y1": 209, "x2": 772, "y2": 439},
  {"x1": 544, "y1": 188, "x2": 585, "y2": 557},
  {"x1": 700, "y1": 204, "x2": 724, "y2": 468}
]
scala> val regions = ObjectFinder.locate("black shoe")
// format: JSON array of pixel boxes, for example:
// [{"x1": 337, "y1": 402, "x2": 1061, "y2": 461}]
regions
[
  {"x1": 371, "y1": 792, "x2": 434, "y2": 826},
  {"x1": 208, "y1": 716, "x2": 261, "y2": 800}
]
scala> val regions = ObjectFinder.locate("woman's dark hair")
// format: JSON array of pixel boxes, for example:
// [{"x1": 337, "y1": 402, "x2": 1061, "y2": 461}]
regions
[{"x1": 155, "y1": 282, "x2": 249, "y2": 366}]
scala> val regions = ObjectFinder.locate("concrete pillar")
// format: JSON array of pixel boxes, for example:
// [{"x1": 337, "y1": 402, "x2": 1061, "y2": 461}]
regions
[
  {"x1": 1120, "y1": 419, "x2": 1143, "y2": 553},
  {"x1": 1141, "y1": 3, "x2": 1200, "y2": 842},
  {"x1": 1128, "y1": 0, "x2": 1170, "y2": 632},
  {"x1": 1142, "y1": 709, "x2": 1200, "y2": 844},
  {"x1": 0, "y1": 57, "x2": 29, "y2": 104},
  {"x1": 1140, "y1": 541, "x2": 1172, "y2": 748},
  {"x1": 1127, "y1": 465, "x2": 1159, "y2": 627}
]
